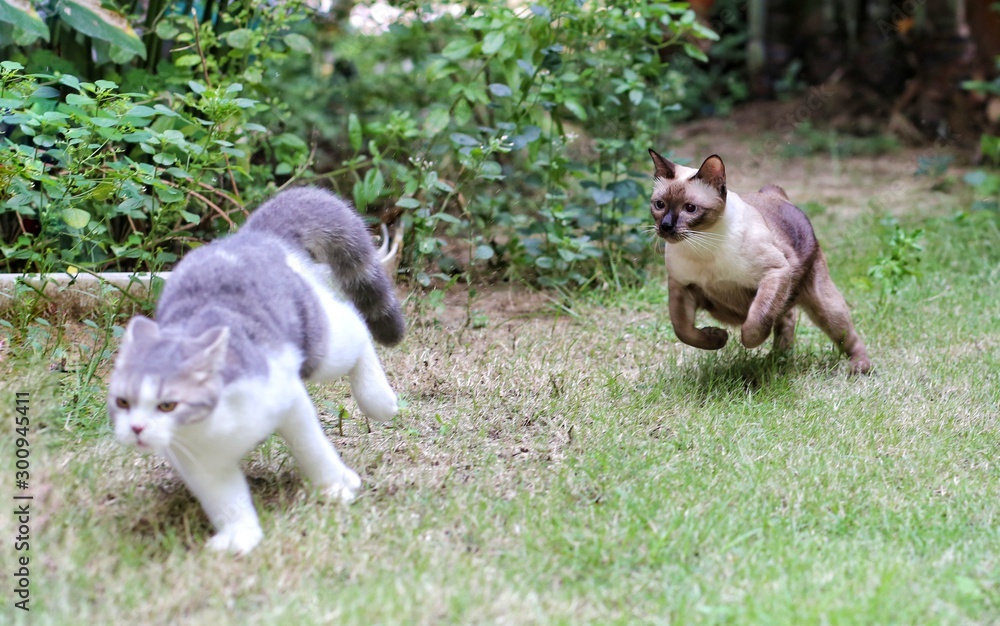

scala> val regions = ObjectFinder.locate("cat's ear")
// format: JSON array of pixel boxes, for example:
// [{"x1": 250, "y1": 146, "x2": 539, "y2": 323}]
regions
[
  {"x1": 649, "y1": 149, "x2": 677, "y2": 180},
  {"x1": 123, "y1": 316, "x2": 159, "y2": 345},
  {"x1": 115, "y1": 316, "x2": 159, "y2": 370},
  {"x1": 186, "y1": 327, "x2": 230, "y2": 381},
  {"x1": 695, "y1": 154, "x2": 727, "y2": 197}
]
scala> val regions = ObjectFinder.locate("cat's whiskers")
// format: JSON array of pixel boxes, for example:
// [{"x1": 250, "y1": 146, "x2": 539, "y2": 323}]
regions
[
  {"x1": 679, "y1": 231, "x2": 722, "y2": 257},
  {"x1": 688, "y1": 229, "x2": 727, "y2": 242}
]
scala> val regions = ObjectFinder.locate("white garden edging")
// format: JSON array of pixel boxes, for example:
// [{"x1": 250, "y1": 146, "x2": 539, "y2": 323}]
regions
[{"x1": 0, "y1": 272, "x2": 171, "y2": 313}]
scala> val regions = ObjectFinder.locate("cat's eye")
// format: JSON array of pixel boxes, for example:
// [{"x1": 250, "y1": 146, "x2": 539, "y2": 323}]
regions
[
  {"x1": 684, "y1": 203, "x2": 698, "y2": 213},
  {"x1": 115, "y1": 397, "x2": 130, "y2": 410},
  {"x1": 653, "y1": 200, "x2": 666, "y2": 210},
  {"x1": 157, "y1": 401, "x2": 178, "y2": 413}
]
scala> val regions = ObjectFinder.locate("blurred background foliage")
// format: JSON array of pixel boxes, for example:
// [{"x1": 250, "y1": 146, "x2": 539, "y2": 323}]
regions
[{"x1": 1, "y1": 0, "x2": 998, "y2": 288}]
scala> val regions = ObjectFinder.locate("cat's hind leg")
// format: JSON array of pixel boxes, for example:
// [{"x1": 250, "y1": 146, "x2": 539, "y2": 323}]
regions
[
  {"x1": 800, "y1": 254, "x2": 872, "y2": 375},
  {"x1": 167, "y1": 452, "x2": 263, "y2": 555},
  {"x1": 772, "y1": 307, "x2": 798, "y2": 352},
  {"x1": 348, "y1": 339, "x2": 398, "y2": 422},
  {"x1": 278, "y1": 384, "x2": 361, "y2": 502}
]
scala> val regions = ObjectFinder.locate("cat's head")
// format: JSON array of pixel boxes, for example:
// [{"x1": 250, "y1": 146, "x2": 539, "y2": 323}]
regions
[
  {"x1": 648, "y1": 149, "x2": 728, "y2": 243},
  {"x1": 107, "y1": 316, "x2": 229, "y2": 452}
]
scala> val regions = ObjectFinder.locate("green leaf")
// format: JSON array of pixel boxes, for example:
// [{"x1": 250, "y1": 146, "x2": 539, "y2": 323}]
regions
[
  {"x1": 482, "y1": 31, "x2": 505, "y2": 55},
  {"x1": 348, "y1": 113, "x2": 362, "y2": 152},
  {"x1": 154, "y1": 20, "x2": 178, "y2": 40},
  {"x1": 488, "y1": 83, "x2": 513, "y2": 98},
  {"x1": 125, "y1": 105, "x2": 156, "y2": 118},
  {"x1": 442, "y1": 38, "x2": 477, "y2": 61},
  {"x1": 590, "y1": 188, "x2": 614, "y2": 205},
  {"x1": 682, "y1": 42, "x2": 708, "y2": 63},
  {"x1": 175, "y1": 54, "x2": 202, "y2": 68},
  {"x1": 56, "y1": 0, "x2": 146, "y2": 62},
  {"x1": 61, "y1": 208, "x2": 91, "y2": 229},
  {"x1": 474, "y1": 244, "x2": 494, "y2": 260},
  {"x1": 423, "y1": 105, "x2": 451, "y2": 135},
  {"x1": 283, "y1": 33, "x2": 313, "y2": 54},
  {"x1": 450, "y1": 133, "x2": 479, "y2": 147},
  {"x1": 563, "y1": 99, "x2": 588, "y2": 121},
  {"x1": 225, "y1": 28, "x2": 254, "y2": 49},
  {"x1": 396, "y1": 197, "x2": 421, "y2": 209},
  {"x1": 154, "y1": 185, "x2": 184, "y2": 203},
  {"x1": 0, "y1": 0, "x2": 50, "y2": 45},
  {"x1": 65, "y1": 93, "x2": 95, "y2": 106},
  {"x1": 964, "y1": 171, "x2": 988, "y2": 187},
  {"x1": 58, "y1": 74, "x2": 80, "y2": 89},
  {"x1": 179, "y1": 210, "x2": 200, "y2": 224}
]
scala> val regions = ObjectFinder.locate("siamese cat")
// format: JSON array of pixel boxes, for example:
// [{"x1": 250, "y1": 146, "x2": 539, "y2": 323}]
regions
[
  {"x1": 648, "y1": 149, "x2": 872, "y2": 374},
  {"x1": 107, "y1": 187, "x2": 404, "y2": 554}
]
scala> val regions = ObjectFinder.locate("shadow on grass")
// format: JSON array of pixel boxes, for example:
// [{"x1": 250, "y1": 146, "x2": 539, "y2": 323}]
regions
[
  {"x1": 677, "y1": 347, "x2": 845, "y2": 402},
  {"x1": 124, "y1": 467, "x2": 306, "y2": 551}
]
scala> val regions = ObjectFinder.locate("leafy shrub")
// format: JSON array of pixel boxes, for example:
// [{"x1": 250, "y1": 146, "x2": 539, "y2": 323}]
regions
[
  {"x1": 962, "y1": 57, "x2": 1000, "y2": 213},
  {"x1": 278, "y1": 1, "x2": 715, "y2": 288},
  {"x1": 2, "y1": 0, "x2": 713, "y2": 290},
  {"x1": 0, "y1": 0, "x2": 314, "y2": 273},
  {"x1": 866, "y1": 217, "x2": 924, "y2": 306}
]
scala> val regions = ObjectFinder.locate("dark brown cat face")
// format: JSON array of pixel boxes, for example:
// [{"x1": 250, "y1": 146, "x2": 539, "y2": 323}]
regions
[{"x1": 648, "y1": 150, "x2": 728, "y2": 243}]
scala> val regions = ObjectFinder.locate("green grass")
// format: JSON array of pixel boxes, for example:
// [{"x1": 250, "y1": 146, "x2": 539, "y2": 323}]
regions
[{"x1": 1, "y1": 205, "x2": 998, "y2": 625}]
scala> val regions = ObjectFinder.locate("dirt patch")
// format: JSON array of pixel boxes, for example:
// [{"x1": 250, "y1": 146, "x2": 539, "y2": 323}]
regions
[{"x1": 664, "y1": 99, "x2": 969, "y2": 221}]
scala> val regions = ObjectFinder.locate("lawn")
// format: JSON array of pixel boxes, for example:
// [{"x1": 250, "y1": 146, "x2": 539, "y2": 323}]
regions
[{"x1": 1, "y1": 151, "x2": 998, "y2": 625}]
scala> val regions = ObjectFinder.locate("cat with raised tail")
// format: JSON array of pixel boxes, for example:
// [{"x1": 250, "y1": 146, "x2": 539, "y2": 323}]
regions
[
  {"x1": 107, "y1": 187, "x2": 404, "y2": 554},
  {"x1": 648, "y1": 149, "x2": 872, "y2": 374}
]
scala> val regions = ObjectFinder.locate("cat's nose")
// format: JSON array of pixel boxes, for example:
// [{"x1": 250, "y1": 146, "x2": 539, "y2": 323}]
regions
[
  {"x1": 131, "y1": 424, "x2": 145, "y2": 435},
  {"x1": 660, "y1": 214, "x2": 675, "y2": 232}
]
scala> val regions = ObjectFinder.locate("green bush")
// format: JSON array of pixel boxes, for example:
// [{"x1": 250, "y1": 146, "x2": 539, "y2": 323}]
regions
[
  {"x1": 0, "y1": 0, "x2": 314, "y2": 273},
  {"x1": 276, "y1": 1, "x2": 715, "y2": 288},
  {"x1": 2, "y1": 1, "x2": 713, "y2": 288},
  {"x1": 962, "y1": 57, "x2": 1000, "y2": 212}
]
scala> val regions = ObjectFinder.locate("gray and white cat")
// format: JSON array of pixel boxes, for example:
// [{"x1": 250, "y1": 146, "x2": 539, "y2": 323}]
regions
[
  {"x1": 107, "y1": 187, "x2": 404, "y2": 554},
  {"x1": 648, "y1": 150, "x2": 872, "y2": 374}
]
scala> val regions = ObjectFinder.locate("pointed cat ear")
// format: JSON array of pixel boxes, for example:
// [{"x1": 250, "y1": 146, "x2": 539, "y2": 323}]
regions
[
  {"x1": 185, "y1": 327, "x2": 230, "y2": 381},
  {"x1": 115, "y1": 316, "x2": 159, "y2": 370},
  {"x1": 123, "y1": 316, "x2": 159, "y2": 345},
  {"x1": 694, "y1": 154, "x2": 727, "y2": 196},
  {"x1": 649, "y1": 149, "x2": 677, "y2": 180}
]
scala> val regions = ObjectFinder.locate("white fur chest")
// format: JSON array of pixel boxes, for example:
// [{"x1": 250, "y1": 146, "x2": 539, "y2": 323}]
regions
[{"x1": 169, "y1": 348, "x2": 302, "y2": 465}]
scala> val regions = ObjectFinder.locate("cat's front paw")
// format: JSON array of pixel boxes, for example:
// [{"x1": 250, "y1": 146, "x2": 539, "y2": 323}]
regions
[
  {"x1": 206, "y1": 522, "x2": 263, "y2": 555},
  {"x1": 849, "y1": 355, "x2": 873, "y2": 376},
  {"x1": 320, "y1": 468, "x2": 362, "y2": 504},
  {"x1": 699, "y1": 327, "x2": 729, "y2": 350}
]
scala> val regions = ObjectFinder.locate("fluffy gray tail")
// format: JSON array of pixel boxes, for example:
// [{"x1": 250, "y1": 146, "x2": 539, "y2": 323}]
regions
[{"x1": 243, "y1": 187, "x2": 405, "y2": 346}]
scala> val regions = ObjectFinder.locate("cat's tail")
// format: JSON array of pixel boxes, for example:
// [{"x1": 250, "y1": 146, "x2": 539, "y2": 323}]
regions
[{"x1": 243, "y1": 187, "x2": 405, "y2": 346}]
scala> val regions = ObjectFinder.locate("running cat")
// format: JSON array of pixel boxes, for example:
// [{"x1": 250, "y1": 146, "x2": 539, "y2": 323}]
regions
[
  {"x1": 107, "y1": 187, "x2": 404, "y2": 554},
  {"x1": 648, "y1": 149, "x2": 872, "y2": 374}
]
